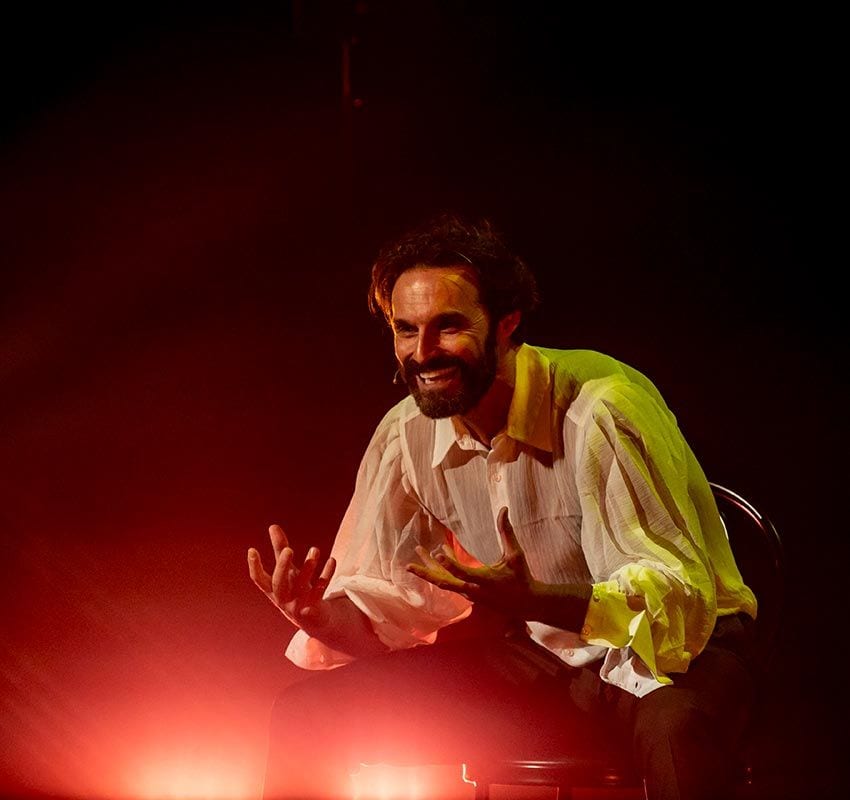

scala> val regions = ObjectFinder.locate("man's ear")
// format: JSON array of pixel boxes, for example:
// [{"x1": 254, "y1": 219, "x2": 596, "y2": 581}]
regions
[{"x1": 497, "y1": 310, "x2": 521, "y2": 344}]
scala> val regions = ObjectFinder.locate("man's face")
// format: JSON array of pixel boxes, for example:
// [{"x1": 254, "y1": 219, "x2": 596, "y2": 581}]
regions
[{"x1": 390, "y1": 265, "x2": 498, "y2": 418}]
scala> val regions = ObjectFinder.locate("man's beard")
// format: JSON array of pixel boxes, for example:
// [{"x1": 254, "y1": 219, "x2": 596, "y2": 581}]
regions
[{"x1": 401, "y1": 329, "x2": 498, "y2": 419}]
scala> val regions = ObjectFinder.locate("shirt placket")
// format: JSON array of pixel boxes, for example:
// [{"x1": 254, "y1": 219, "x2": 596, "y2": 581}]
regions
[{"x1": 486, "y1": 434, "x2": 513, "y2": 545}]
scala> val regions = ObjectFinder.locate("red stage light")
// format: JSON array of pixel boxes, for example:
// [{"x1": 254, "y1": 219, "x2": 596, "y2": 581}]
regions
[{"x1": 125, "y1": 747, "x2": 258, "y2": 800}]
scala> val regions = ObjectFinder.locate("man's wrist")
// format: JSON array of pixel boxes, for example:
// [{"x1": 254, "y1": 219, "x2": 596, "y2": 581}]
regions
[
  {"x1": 296, "y1": 596, "x2": 388, "y2": 658},
  {"x1": 526, "y1": 579, "x2": 593, "y2": 632}
]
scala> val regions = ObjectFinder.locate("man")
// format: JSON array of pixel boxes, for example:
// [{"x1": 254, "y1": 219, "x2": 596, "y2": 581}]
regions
[{"x1": 248, "y1": 213, "x2": 758, "y2": 800}]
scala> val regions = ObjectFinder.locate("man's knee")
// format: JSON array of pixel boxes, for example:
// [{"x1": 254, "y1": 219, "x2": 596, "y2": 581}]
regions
[
  {"x1": 267, "y1": 670, "x2": 345, "y2": 746},
  {"x1": 631, "y1": 691, "x2": 741, "y2": 800},
  {"x1": 633, "y1": 694, "x2": 711, "y2": 756}
]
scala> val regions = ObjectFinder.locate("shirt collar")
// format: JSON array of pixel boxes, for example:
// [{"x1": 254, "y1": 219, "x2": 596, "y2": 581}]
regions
[{"x1": 431, "y1": 344, "x2": 553, "y2": 468}]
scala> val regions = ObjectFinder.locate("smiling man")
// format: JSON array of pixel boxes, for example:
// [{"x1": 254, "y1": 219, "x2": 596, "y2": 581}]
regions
[
  {"x1": 248, "y1": 213, "x2": 758, "y2": 800},
  {"x1": 392, "y1": 263, "x2": 511, "y2": 432}
]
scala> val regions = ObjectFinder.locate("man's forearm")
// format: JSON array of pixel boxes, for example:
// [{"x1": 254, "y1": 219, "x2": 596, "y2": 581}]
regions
[
  {"x1": 526, "y1": 580, "x2": 593, "y2": 632},
  {"x1": 298, "y1": 595, "x2": 389, "y2": 658}
]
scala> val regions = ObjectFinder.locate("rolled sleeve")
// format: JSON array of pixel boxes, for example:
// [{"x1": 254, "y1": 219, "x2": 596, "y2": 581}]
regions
[
  {"x1": 582, "y1": 579, "x2": 667, "y2": 686},
  {"x1": 286, "y1": 400, "x2": 470, "y2": 669},
  {"x1": 572, "y1": 378, "x2": 718, "y2": 686}
]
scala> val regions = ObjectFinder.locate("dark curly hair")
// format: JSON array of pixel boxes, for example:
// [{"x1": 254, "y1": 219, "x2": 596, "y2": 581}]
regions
[{"x1": 368, "y1": 212, "x2": 540, "y2": 344}]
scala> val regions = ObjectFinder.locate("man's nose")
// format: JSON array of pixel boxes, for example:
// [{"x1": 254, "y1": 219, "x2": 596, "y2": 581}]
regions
[{"x1": 414, "y1": 329, "x2": 440, "y2": 364}]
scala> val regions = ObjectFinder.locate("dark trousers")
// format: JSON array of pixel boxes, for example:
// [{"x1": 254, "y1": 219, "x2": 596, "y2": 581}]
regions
[{"x1": 262, "y1": 614, "x2": 755, "y2": 800}]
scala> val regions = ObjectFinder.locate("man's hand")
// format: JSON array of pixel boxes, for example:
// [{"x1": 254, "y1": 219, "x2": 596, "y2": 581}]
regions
[
  {"x1": 406, "y1": 507, "x2": 540, "y2": 620},
  {"x1": 248, "y1": 524, "x2": 336, "y2": 629}
]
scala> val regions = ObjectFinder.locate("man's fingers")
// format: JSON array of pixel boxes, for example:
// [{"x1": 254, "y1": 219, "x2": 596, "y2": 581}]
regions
[
  {"x1": 408, "y1": 548, "x2": 477, "y2": 594},
  {"x1": 247, "y1": 548, "x2": 273, "y2": 594},
  {"x1": 295, "y1": 547, "x2": 320, "y2": 593},
  {"x1": 271, "y1": 546, "x2": 295, "y2": 602},
  {"x1": 434, "y1": 544, "x2": 500, "y2": 582},
  {"x1": 434, "y1": 546, "x2": 481, "y2": 579},
  {"x1": 497, "y1": 507, "x2": 522, "y2": 557},
  {"x1": 408, "y1": 562, "x2": 479, "y2": 596},
  {"x1": 304, "y1": 556, "x2": 336, "y2": 607},
  {"x1": 317, "y1": 555, "x2": 336, "y2": 587},
  {"x1": 407, "y1": 561, "x2": 456, "y2": 586},
  {"x1": 268, "y1": 524, "x2": 290, "y2": 559},
  {"x1": 429, "y1": 551, "x2": 475, "y2": 587},
  {"x1": 413, "y1": 545, "x2": 451, "y2": 576}
]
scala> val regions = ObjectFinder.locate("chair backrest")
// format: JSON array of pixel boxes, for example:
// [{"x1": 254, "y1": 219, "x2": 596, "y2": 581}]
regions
[{"x1": 709, "y1": 482, "x2": 786, "y2": 665}]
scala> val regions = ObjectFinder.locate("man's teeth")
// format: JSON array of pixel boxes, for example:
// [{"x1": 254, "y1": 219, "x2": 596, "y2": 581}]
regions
[{"x1": 419, "y1": 367, "x2": 456, "y2": 383}]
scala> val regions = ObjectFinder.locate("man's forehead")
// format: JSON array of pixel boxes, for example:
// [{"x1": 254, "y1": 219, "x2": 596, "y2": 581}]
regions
[{"x1": 390, "y1": 265, "x2": 482, "y2": 310}]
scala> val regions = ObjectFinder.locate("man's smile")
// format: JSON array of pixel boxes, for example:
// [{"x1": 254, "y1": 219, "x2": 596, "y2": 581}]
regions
[{"x1": 417, "y1": 366, "x2": 460, "y2": 386}]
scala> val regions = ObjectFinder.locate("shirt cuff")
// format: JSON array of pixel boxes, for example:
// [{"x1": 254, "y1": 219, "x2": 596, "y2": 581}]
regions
[
  {"x1": 582, "y1": 580, "x2": 671, "y2": 685},
  {"x1": 284, "y1": 629, "x2": 356, "y2": 670},
  {"x1": 600, "y1": 648, "x2": 668, "y2": 697}
]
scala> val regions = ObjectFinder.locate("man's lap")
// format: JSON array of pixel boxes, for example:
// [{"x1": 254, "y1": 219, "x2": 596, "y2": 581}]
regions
[
  {"x1": 263, "y1": 620, "x2": 755, "y2": 799},
  {"x1": 269, "y1": 635, "x2": 606, "y2": 764}
]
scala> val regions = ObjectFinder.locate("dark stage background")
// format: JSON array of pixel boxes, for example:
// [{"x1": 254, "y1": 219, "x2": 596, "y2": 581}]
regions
[{"x1": 1, "y1": 3, "x2": 842, "y2": 799}]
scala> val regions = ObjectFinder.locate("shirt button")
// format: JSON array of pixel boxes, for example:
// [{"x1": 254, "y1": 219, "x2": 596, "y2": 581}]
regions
[
  {"x1": 492, "y1": 472, "x2": 501, "y2": 482},
  {"x1": 566, "y1": 649, "x2": 575, "y2": 657}
]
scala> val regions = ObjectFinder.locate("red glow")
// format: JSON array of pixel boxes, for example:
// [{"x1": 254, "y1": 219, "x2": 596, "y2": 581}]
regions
[
  {"x1": 351, "y1": 764, "x2": 473, "y2": 800},
  {"x1": 352, "y1": 765, "x2": 425, "y2": 800},
  {"x1": 125, "y1": 745, "x2": 256, "y2": 800}
]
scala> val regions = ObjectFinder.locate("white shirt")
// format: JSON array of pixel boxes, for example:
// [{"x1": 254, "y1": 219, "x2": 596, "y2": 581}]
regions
[{"x1": 286, "y1": 344, "x2": 757, "y2": 697}]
